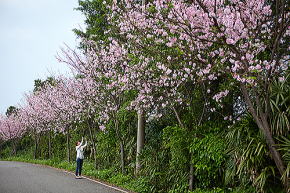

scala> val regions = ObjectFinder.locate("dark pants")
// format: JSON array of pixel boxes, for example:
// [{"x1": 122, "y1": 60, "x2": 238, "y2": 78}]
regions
[{"x1": 75, "y1": 158, "x2": 83, "y2": 176}]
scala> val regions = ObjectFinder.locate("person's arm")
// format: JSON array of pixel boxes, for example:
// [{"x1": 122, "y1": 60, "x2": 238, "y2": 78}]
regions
[
  {"x1": 76, "y1": 137, "x2": 84, "y2": 150},
  {"x1": 81, "y1": 139, "x2": 87, "y2": 148},
  {"x1": 80, "y1": 137, "x2": 84, "y2": 146}
]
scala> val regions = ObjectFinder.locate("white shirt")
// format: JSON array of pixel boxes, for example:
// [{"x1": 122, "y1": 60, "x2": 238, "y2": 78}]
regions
[{"x1": 76, "y1": 139, "x2": 87, "y2": 160}]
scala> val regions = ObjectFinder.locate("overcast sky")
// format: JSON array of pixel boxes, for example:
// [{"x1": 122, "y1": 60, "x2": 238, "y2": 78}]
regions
[{"x1": 0, "y1": 0, "x2": 84, "y2": 114}]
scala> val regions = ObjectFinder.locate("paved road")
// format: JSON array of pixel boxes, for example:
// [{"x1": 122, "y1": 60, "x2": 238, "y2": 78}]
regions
[{"x1": 0, "y1": 161, "x2": 125, "y2": 193}]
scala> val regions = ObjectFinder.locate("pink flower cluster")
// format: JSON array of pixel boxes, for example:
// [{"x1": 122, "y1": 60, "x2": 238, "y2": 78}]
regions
[
  {"x1": 1, "y1": 0, "x2": 288, "y2": 140},
  {"x1": 213, "y1": 90, "x2": 229, "y2": 103}
]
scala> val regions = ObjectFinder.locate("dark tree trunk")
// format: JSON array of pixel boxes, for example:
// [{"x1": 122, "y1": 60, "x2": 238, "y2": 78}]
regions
[
  {"x1": 66, "y1": 128, "x2": 70, "y2": 162},
  {"x1": 189, "y1": 163, "x2": 194, "y2": 191},
  {"x1": 120, "y1": 141, "x2": 125, "y2": 174},
  {"x1": 48, "y1": 130, "x2": 52, "y2": 159},
  {"x1": 114, "y1": 119, "x2": 126, "y2": 174},
  {"x1": 34, "y1": 133, "x2": 38, "y2": 159},
  {"x1": 173, "y1": 103, "x2": 207, "y2": 191}
]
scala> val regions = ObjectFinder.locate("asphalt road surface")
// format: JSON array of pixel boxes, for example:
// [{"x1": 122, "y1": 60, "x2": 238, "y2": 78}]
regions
[{"x1": 0, "y1": 161, "x2": 126, "y2": 193}]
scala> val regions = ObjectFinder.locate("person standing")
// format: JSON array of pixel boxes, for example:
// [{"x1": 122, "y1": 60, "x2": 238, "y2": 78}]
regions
[{"x1": 75, "y1": 137, "x2": 87, "y2": 179}]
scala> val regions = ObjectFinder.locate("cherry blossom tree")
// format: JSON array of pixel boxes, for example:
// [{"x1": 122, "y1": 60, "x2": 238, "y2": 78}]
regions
[
  {"x1": 58, "y1": 42, "x2": 137, "y2": 173},
  {"x1": 106, "y1": 0, "x2": 290, "y2": 188},
  {"x1": 0, "y1": 115, "x2": 25, "y2": 141},
  {"x1": 0, "y1": 112, "x2": 27, "y2": 155}
]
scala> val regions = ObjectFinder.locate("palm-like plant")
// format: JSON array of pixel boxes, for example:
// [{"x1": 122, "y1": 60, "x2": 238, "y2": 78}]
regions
[
  {"x1": 277, "y1": 136, "x2": 290, "y2": 184},
  {"x1": 270, "y1": 72, "x2": 290, "y2": 185},
  {"x1": 270, "y1": 73, "x2": 290, "y2": 136},
  {"x1": 225, "y1": 115, "x2": 272, "y2": 192},
  {"x1": 225, "y1": 72, "x2": 290, "y2": 192}
]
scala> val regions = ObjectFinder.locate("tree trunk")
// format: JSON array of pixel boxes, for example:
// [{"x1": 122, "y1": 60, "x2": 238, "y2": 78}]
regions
[
  {"x1": 260, "y1": 116, "x2": 289, "y2": 190},
  {"x1": 173, "y1": 106, "x2": 194, "y2": 189},
  {"x1": 106, "y1": 143, "x2": 110, "y2": 167},
  {"x1": 34, "y1": 133, "x2": 38, "y2": 159},
  {"x1": 252, "y1": 115, "x2": 289, "y2": 190},
  {"x1": 87, "y1": 119, "x2": 98, "y2": 169},
  {"x1": 173, "y1": 107, "x2": 185, "y2": 128},
  {"x1": 241, "y1": 85, "x2": 289, "y2": 190},
  {"x1": 66, "y1": 128, "x2": 70, "y2": 162},
  {"x1": 91, "y1": 140, "x2": 97, "y2": 169},
  {"x1": 136, "y1": 110, "x2": 145, "y2": 175},
  {"x1": 114, "y1": 119, "x2": 126, "y2": 174},
  {"x1": 120, "y1": 141, "x2": 125, "y2": 174},
  {"x1": 11, "y1": 140, "x2": 17, "y2": 156},
  {"x1": 48, "y1": 130, "x2": 51, "y2": 159},
  {"x1": 189, "y1": 162, "x2": 194, "y2": 191}
]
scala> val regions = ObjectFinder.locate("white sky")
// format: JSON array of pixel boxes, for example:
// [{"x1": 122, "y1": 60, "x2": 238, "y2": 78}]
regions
[{"x1": 0, "y1": 0, "x2": 85, "y2": 114}]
